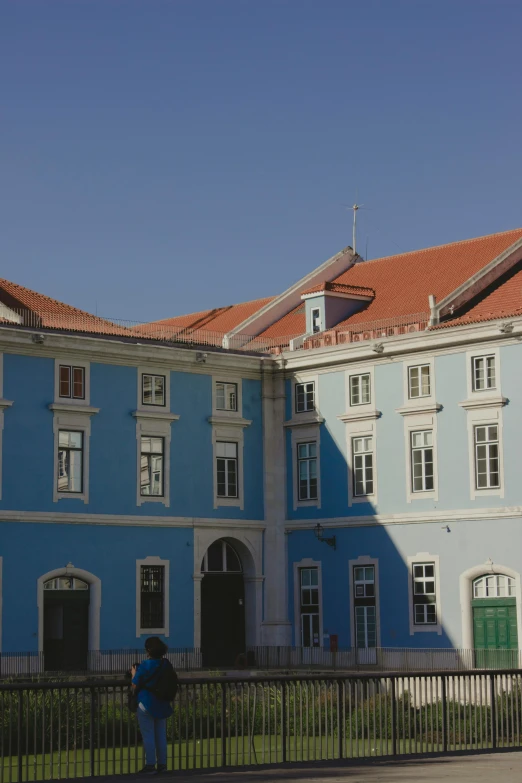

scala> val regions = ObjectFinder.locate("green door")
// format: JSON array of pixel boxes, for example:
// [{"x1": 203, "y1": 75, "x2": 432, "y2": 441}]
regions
[{"x1": 473, "y1": 599, "x2": 518, "y2": 668}]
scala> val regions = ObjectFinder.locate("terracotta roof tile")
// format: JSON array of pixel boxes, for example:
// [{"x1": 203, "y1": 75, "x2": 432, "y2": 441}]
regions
[{"x1": 256, "y1": 304, "x2": 306, "y2": 340}]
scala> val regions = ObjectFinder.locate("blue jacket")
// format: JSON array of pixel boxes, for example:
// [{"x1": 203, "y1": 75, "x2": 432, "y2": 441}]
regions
[{"x1": 132, "y1": 658, "x2": 174, "y2": 719}]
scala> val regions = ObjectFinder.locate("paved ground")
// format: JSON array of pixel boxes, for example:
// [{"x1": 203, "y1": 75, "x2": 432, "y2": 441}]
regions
[{"x1": 120, "y1": 751, "x2": 522, "y2": 783}]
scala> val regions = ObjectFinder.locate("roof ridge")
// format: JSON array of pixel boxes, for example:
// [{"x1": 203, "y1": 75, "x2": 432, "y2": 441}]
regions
[
  {"x1": 0, "y1": 277, "x2": 109, "y2": 320},
  {"x1": 347, "y1": 228, "x2": 522, "y2": 268}
]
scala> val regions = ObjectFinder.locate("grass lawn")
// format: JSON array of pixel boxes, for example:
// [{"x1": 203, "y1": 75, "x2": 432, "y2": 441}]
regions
[{"x1": 1, "y1": 735, "x2": 505, "y2": 781}]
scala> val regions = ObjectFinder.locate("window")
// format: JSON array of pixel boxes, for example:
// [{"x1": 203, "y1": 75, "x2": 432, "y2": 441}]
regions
[
  {"x1": 297, "y1": 442, "x2": 318, "y2": 501},
  {"x1": 352, "y1": 437, "x2": 374, "y2": 496},
  {"x1": 140, "y1": 565, "x2": 165, "y2": 630},
  {"x1": 472, "y1": 356, "x2": 496, "y2": 392},
  {"x1": 142, "y1": 374, "x2": 165, "y2": 406},
  {"x1": 295, "y1": 381, "x2": 315, "y2": 413},
  {"x1": 300, "y1": 568, "x2": 320, "y2": 647},
  {"x1": 354, "y1": 566, "x2": 376, "y2": 649},
  {"x1": 201, "y1": 540, "x2": 242, "y2": 573},
  {"x1": 411, "y1": 430, "x2": 434, "y2": 492},
  {"x1": 473, "y1": 574, "x2": 515, "y2": 598},
  {"x1": 412, "y1": 563, "x2": 437, "y2": 625},
  {"x1": 311, "y1": 308, "x2": 321, "y2": 333},
  {"x1": 350, "y1": 374, "x2": 371, "y2": 406},
  {"x1": 408, "y1": 365, "x2": 431, "y2": 399},
  {"x1": 140, "y1": 437, "x2": 164, "y2": 497},
  {"x1": 216, "y1": 382, "x2": 238, "y2": 412},
  {"x1": 57, "y1": 430, "x2": 83, "y2": 493},
  {"x1": 216, "y1": 442, "x2": 238, "y2": 498},
  {"x1": 59, "y1": 366, "x2": 85, "y2": 400},
  {"x1": 474, "y1": 425, "x2": 499, "y2": 488}
]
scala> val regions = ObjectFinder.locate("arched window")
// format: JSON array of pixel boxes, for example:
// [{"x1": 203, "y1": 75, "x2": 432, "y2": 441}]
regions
[
  {"x1": 201, "y1": 540, "x2": 242, "y2": 573},
  {"x1": 43, "y1": 577, "x2": 89, "y2": 591},
  {"x1": 473, "y1": 574, "x2": 515, "y2": 599}
]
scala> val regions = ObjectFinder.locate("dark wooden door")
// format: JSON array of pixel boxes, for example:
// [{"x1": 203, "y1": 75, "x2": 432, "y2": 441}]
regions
[
  {"x1": 201, "y1": 574, "x2": 245, "y2": 668},
  {"x1": 44, "y1": 590, "x2": 90, "y2": 671}
]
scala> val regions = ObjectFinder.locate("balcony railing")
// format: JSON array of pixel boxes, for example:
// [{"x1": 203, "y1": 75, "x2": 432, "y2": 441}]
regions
[
  {"x1": 1, "y1": 647, "x2": 520, "y2": 679},
  {"x1": 1, "y1": 668, "x2": 522, "y2": 780}
]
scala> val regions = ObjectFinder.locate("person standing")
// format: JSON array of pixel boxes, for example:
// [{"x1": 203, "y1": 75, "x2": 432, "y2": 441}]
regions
[{"x1": 131, "y1": 637, "x2": 177, "y2": 774}]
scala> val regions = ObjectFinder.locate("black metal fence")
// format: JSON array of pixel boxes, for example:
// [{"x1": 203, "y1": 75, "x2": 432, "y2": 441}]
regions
[
  {"x1": 1, "y1": 647, "x2": 520, "y2": 678},
  {"x1": 1, "y1": 669, "x2": 522, "y2": 781}
]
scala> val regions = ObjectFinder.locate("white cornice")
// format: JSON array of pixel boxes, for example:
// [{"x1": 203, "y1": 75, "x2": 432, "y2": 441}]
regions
[
  {"x1": 285, "y1": 505, "x2": 522, "y2": 530},
  {"x1": 132, "y1": 410, "x2": 181, "y2": 422},
  {"x1": 284, "y1": 415, "x2": 325, "y2": 428},
  {"x1": 396, "y1": 402, "x2": 442, "y2": 417},
  {"x1": 207, "y1": 415, "x2": 252, "y2": 427},
  {"x1": 338, "y1": 409, "x2": 381, "y2": 423},
  {"x1": 0, "y1": 399, "x2": 13, "y2": 411},
  {"x1": 458, "y1": 395, "x2": 508, "y2": 411},
  {"x1": 0, "y1": 509, "x2": 265, "y2": 529},
  {"x1": 301, "y1": 291, "x2": 373, "y2": 302},
  {"x1": 48, "y1": 403, "x2": 100, "y2": 416}
]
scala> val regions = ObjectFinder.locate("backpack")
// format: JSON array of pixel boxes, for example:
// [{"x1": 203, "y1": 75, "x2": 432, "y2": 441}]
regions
[{"x1": 144, "y1": 659, "x2": 179, "y2": 703}]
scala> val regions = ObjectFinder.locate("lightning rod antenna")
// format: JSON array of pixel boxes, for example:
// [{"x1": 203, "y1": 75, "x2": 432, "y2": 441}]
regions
[{"x1": 350, "y1": 203, "x2": 362, "y2": 255}]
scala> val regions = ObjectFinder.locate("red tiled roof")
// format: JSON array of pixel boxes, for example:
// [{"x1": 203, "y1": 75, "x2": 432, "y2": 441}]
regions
[
  {"x1": 434, "y1": 261, "x2": 522, "y2": 329},
  {"x1": 302, "y1": 281, "x2": 375, "y2": 298},
  {"x1": 329, "y1": 229, "x2": 522, "y2": 330},
  {"x1": 0, "y1": 278, "x2": 131, "y2": 336},
  {"x1": 256, "y1": 304, "x2": 306, "y2": 340}
]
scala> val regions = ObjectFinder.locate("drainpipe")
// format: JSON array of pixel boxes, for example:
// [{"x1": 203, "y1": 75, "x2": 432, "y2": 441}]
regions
[{"x1": 428, "y1": 294, "x2": 439, "y2": 327}]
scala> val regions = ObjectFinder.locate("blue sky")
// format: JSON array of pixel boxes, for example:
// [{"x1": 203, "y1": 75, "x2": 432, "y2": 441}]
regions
[{"x1": 2, "y1": 1, "x2": 521, "y2": 322}]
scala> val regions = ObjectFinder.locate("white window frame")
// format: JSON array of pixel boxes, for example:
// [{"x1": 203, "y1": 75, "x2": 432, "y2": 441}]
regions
[
  {"x1": 216, "y1": 440, "x2": 239, "y2": 499},
  {"x1": 407, "y1": 554, "x2": 442, "y2": 635},
  {"x1": 295, "y1": 380, "x2": 315, "y2": 414},
  {"x1": 293, "y1": 558, "x2": 323, "y2": 648},
  {"x1": 352, "y1": 435, "x2": 375, "y2": 499},
  {"x1": 215, "y1": 381, "x2": 239, "y2": 413},
  {"x1": 133, "y1": 410, "x2": 180, "y2": 507},
  {"x1": 211, "y1": 420, "x2": 248, "y2": 509},
  {"x1": 402, "y1": 357, "x2": 436, "y2": 409},
  {"x1": 311, "y1": 307, "x2": 322, "y2": 333},
  {"x1": 349, "y1": 556, "x2": 381, "y2": 649},
  {"x1": 0, "y1": 355, "x2": 13, "y2": 501},
  {"x1": 291, "y1": 424, "x2": 321, "y2": 510},
  {"x1": 466, "y1": 347, "x2": 500, "y2": 398},
  {"x1": 474, "y1": 423, "x2": 500, "y2": 490},
  {"x1": 408, "y1": 364, "x2": 431, "y2": 400},
  {"x1": 462, "y1": 406, "x2": 505, "y2": 500},
  {"x1": 54, "y1": 359, "x2": 90, "y2": 407},
  {"x1": 410, "y1": 429, "x2": 435, "y2": 494},
  {"x1": 399, "y1": 409, "x2": 439, "y2": 503},
  {"x1": 349, "y1": 373, "x2": 372, "y2": 407},
  {"x1": 472, "y1": 355, "x2": 497, "y2": 393},
  {"x1": 138, "y1": 366, "x2": 170, "y2": 413},
  {"x1": 297, "y1": 441, "x2": 318, "y2": 502},
  {"x1": 289, "y1": 374, "x2": 319, "y2": 423},
  {"x1": 136, "y1": 556, "x2": 170, "y2": 637},
  {"x1": 212, "y1": 375, "x2": 243, "y2": 419},
  {"x1": 50, "y1": 405, "x2": 98, "y2": 503},
  {"x1": 140, "y1": 435, "x2": 166, "y2": 498}
]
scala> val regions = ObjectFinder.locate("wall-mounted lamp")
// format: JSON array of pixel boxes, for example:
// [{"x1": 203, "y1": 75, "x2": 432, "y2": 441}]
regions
[
  {"x1": 31, "y1": 333, "x2": 45, "y2": 344},
  {"x1": 499, "y1": 322, "x2": 514, "y2": 334},
  {"x1": 314, "y1": 523, "x2": 336, "y2": 550},
  {"x1": 441, "y1": 525, "x2": 451, "y2": 533},
  {"x1": 195, "y1": 352, "x2": 208, "y2": 363},
  {"x1": 372, "y1": 342, "x2": 384, "y2": 354}
]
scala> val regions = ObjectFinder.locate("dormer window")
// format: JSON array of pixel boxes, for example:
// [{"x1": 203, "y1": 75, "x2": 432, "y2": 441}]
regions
[{"x1": 311, "y1": 308, "x2": 321, "y2": 333}]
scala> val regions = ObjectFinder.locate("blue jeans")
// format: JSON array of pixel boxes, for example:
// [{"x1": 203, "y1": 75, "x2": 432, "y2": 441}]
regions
[{"x1": 137, "y1": 705, "x2": 168, "y2": 767}]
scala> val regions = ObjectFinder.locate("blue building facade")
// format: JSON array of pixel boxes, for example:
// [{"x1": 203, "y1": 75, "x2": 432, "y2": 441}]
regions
[{"x1": 1, "y1": 229, "x2": 522, "y2": 671}]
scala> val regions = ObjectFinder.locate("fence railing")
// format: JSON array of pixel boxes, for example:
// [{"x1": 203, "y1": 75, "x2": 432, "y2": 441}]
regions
[
  {"x1": 1, "y1": 647, "x2": 521, "y2": 679},
  {"x1": 1, "y1": 669, "x2": 522, "y2": 780}
]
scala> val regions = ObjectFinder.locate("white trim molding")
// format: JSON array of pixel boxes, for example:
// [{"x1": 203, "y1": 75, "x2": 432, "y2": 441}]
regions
[
  {"x1": 210, "y1": 416, "x2": 251, "y2": 510},
  {"x1": 407, "y1": 553, "x2": 442, "y2": 635},
  {"x1": 193, "y1": 527, "x2": 263, "y2": 649},
  {"x1": 137, "y1": 366, "x2": 171, "y2": 413},
  {"x1": 293, "y1": 558, "x2": 323, "y2": 648},
  {"x1": 459, "y1": 399, "x2": 505, "y2": 500},
  {"x1": 37, "y1": 564, "x2": 101, "y2": 652},
  {"x1": 460, "y1": 561, "x2": 522, "y2": 651},
  {"x1": 49, "y1": 403, "x2": 99, "y2": 504},
  {"x1": 133, "y1": 410, "x2": 180, "y2": 507},
  {"x1": 348, "y1": 555, "x2": 381, "y2": 649},
  {"x1": 211, "y1": 375, "x2": 244, "y2": 419},
  {"x1": 53, "y1": 358, "x2": 91, "y2": 407},
  {"x1": 398, "y1": 407, "x2": 440, "y2": 503},
  {"x1": 136, "y1": 556, "x2": 170, "y2": 638},
  {"x1": 290, "y1": 423, "x2": 321, "y2": 510}
]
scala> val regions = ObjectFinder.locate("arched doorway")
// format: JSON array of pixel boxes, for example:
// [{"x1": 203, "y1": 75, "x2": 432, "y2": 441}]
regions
[
  {"x1": 43, "y1": 575, "x2": 90, "y2": 671},
  {"x1": 472, "y1": 573, "x2": 518, "y2": 668},
  {"x1": 201, "y1": 539, "x2": 245, "y2": 667}
]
